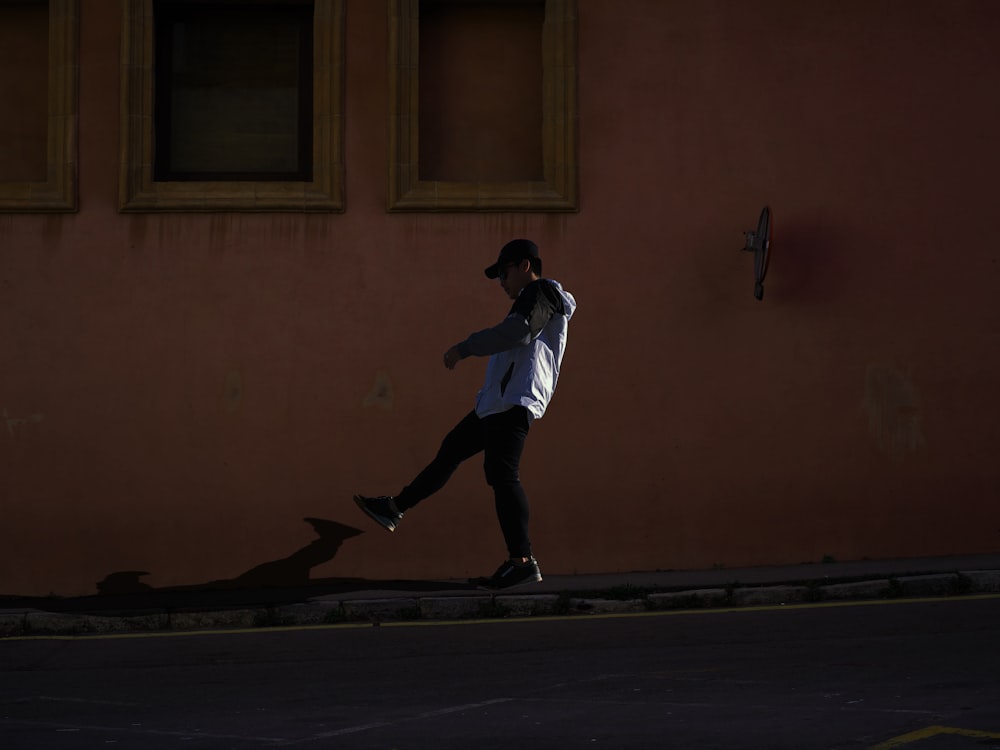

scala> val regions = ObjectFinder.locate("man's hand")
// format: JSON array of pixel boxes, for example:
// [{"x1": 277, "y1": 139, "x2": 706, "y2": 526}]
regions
[{"x1": 443, "y1": 345, "x2": 463, "y2": 370}]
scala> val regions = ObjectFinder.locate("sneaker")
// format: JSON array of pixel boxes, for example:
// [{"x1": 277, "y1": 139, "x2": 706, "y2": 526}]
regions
[
  {"x1": 474, "y1": 557, "x2": 543, "y2": 591},
  {"x1": 353, "y1": 494, "x2": 403, "y2": 532}
]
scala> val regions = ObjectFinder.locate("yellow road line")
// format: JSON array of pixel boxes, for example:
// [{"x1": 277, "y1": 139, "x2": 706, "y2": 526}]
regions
[
  {"x1": 4, "y1": 593, "x2": 999, "y2": 642},
  {"x1": 870, "y1": 724, "x2": 1000, "y2": 749}
]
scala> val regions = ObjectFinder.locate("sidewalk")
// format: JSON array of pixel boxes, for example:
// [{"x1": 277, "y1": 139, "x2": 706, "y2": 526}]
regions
[{"x1": 3, "y1": 554, "x2": 999, "y2": 638}]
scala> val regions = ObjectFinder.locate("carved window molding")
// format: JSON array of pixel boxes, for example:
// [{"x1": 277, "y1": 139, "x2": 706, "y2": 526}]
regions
[
  {"x1": 387, "y1": 0, "x2": 577, "y2": 212},
  {"x1": 0, "y1": 0, "x2": 78, "y2": 213},
  {"x1": 119, "y1": 0, "x2": 345, "y2": 212}
]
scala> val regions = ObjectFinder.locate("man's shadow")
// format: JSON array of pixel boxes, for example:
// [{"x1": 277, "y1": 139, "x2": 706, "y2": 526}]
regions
[
  {"x1": 95, "y1": 517, "x2": 365, "y2": 595},
  {"x1": 0, "y1": 518, "x2": 473, "y2": 614},
  {"x1": 70, "y1": 517, "x2": 470, "y2": 613},
  {"x1": 229, "y1": 517, "x2": 365, "y2": 589}
]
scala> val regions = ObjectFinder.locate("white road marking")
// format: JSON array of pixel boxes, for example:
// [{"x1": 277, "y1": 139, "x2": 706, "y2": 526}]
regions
[{"x1": 295, "y1": 698, "x2": 514, "y2": 741}]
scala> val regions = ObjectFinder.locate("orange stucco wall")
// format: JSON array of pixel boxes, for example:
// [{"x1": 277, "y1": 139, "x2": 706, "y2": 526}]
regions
[{"x1": 2, "y1": 1, "x2": 999, "y2": 598}]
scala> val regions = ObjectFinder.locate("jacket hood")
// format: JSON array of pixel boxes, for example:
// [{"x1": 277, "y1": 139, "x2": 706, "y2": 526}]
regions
[{"x1": 547, "y1": 279, "x2": 577, "y2": 321}]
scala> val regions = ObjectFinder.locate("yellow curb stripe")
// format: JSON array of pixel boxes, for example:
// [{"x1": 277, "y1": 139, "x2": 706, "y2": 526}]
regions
[
  {"x1": 870, "y1": 724, "x2": 1000, "y2": 749},
  {"x1": 4, "y1": 593, "x2": 999, "y2": 642}
]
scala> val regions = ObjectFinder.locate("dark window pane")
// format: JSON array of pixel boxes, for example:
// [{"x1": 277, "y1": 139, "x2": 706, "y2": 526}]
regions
[
  {"x1": 154, "y1": 2, "x2": 313, "y2": 181},
  {"x1": 0, "y1": 2, "x2": 49, "y2": 183}
]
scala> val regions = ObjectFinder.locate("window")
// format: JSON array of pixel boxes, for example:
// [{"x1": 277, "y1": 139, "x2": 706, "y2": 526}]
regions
[
  {"x1": 120, "y1": 0, "x2": 344, "y2": 212},
  {"x1": 0, "y1": 0, "x2": 78, "y2": 213},
  {"x1": 388, "y1": 0, "x2": 577, "y2": 212},
  {"x1": 419, "y1": 1, "x2": 543, "y2": 183},
  {"x1": 153, "y1": 3, "x2": 314, "y2": 182}
]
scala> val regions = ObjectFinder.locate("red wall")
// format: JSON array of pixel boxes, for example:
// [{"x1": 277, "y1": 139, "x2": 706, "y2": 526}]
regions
[{"x1": 2, "y1": 0, "x2": 999, "y2": 597}]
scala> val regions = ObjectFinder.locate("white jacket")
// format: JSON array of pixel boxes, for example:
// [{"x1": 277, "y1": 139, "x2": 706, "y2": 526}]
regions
[{"x1": 457, "y1": 279, "x2": 577, "y2": 419}]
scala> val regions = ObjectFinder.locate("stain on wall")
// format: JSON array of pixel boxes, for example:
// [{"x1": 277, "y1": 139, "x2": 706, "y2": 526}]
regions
[
  {"x1": 863, "y1": 364, "x2": 925, "y2": 462},
  {"x1": 363, "y1": 371, "x2": 394, "y2": 410},
  {"x1": 3, "y1": 408, "x2": 44, "y2": 438},
  {"x1": 224, "y1": 370, "x2": 243, "y2": 414}
]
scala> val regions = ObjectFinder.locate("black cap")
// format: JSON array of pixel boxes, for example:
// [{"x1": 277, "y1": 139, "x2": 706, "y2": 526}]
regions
[{"x1": 484, "y1": 239, "x2": 541, "y2": 279}]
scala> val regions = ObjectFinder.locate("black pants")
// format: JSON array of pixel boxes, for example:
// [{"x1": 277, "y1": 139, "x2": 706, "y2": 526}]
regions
[{"x1": 395, "y1": 407, "x2": 532, "y2": 559}]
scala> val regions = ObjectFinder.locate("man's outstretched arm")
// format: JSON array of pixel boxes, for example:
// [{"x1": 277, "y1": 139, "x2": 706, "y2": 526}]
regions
[
  {"x1": 444, "y1": 314, "x2": 531, "y2": 369},
  {"x1": 443, "y1": 281, "x2": 561, "y2": 370}
]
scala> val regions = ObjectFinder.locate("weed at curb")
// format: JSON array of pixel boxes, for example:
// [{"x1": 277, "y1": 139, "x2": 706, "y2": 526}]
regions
[
  {"x1": 394, "y1": 606, "x2": 423, "y2": 622},
  {"x1": 323, "y1": 608, "x2": 347, "y2": 625},
  {"x1": 476, "y1": 600, "x2": 508, "y2": 619},
  {"x1": 884, "y1": 579, "x2": 904, "y2": 598},
  {"x1": 253, "y1": 607, "x2": 294, "y2": 629},
  {"x1": 951, "y1": 573, "x2": 972, "y2": 596},
  {"x1": 554, "y1": 593, "x2": 573, "y2": 616}
]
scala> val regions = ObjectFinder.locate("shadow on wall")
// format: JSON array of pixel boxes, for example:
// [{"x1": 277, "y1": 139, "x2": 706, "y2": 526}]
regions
[
  {"x1": 2, "y1": 518, "x2": 470, "y2": 614},
  {"x1": 767, "y1": 219, "x2": 847, "y2": 306}
]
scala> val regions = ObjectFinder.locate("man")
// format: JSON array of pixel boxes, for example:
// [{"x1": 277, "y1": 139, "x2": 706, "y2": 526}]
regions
[{"x1": 354, "y1": 239, "x2": 577, "y2": 590}]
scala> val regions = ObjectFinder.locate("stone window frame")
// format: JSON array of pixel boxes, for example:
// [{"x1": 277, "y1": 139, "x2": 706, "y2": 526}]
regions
[
  {"x1": 0, "y1": 0, "x2": 79, "y2": 213},
  {"x1": 119, "y1": 0, "x2": 345, "y2": 212},
  {"x1": 387, "y1": 0, "x2": 578, "y2": 212}
]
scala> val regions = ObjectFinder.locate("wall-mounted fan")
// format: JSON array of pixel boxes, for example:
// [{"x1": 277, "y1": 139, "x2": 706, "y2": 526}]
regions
[{"x1": 742, "y1": 206, "x2": 772, "y2": 301}]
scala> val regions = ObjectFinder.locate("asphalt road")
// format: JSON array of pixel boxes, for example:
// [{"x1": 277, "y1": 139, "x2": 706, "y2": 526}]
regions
[{"x1": 2, "y1": 596, "x2": 1000, "y2": 749}]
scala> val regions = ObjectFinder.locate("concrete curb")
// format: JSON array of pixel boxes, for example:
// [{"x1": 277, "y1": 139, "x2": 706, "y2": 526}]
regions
[{"x1": 2, "y1": 568, "x2": 998, "y2": 638}]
